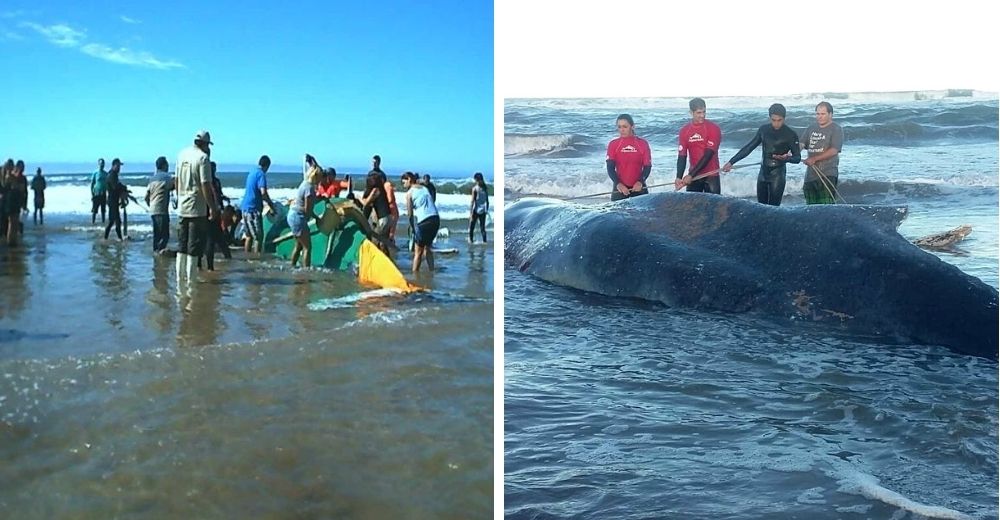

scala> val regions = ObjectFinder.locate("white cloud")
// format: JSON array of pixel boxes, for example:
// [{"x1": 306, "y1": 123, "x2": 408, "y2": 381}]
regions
[
  {"x1": 18, "y1": 20, "x2": 184, "y2": 70},
  {"x1": 19, "y1": 22, "x2": 85, "y2": 47},
  {"x1": 119, "y1": 15, "x2": 141, "y2": 24},
  {"x1": 1, "y1": 10, "x2": 27, "y2": 19},
  {"x1": 80, "y1": 43, "x2": 184, "y2": 70},
  {"x1": 1, "y1": 31, "x2": 24, "y2": 41}
]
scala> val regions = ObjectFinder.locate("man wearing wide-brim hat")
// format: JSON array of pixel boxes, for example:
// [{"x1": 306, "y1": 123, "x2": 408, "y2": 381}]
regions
[{"x1": 174, "y1": 130, "x2": 220, "y2": 286}]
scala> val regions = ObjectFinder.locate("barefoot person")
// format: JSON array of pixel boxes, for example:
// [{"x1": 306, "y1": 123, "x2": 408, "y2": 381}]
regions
[
  {"x1": 469, "y1": 172, "x2": 489, "y2": 243},
  {"x1": 239, "y1": 155, "x2": 275, "y2": 254},
  {"x1": 402, "y1": 171, "x2": 439, "y2": 273},
  {"x1": 30, "y1": 167, "x2": 46, "y2": 225},
  {"x1": 288, "y1": 162, "x2": 321, "y2": 268}
]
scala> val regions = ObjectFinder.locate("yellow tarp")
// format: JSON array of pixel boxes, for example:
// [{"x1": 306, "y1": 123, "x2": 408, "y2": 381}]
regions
[{"x1": 358, "y1": 239, "x2": 422, "y2": 293}]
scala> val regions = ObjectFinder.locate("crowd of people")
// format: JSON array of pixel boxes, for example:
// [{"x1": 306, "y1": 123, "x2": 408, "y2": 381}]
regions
[
  {"x1": 0, "y1": 160, "x2": 47, "y2": 246},
  {"x1": 2, "y1": 131, "x2": 492, "y2": 279},
  {"x1": 606, "y1": 99, "x2": 844, "y2": 206}
]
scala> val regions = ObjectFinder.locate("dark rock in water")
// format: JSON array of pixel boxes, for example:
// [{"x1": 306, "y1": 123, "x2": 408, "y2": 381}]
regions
[
  {"x1": 914, "y1": 225, "x2": 973, "y2": 252},
  {"x1": 505, "y1": 194, "x2": 999, "y2": 359}
]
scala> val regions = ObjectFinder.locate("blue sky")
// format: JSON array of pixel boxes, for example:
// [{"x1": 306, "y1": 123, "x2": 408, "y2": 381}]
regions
[{"x1": 0, "y1": 1, "x2": 493, "y2": 176}]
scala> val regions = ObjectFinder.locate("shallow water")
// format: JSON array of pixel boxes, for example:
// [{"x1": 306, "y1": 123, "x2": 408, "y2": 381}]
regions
[
  {"x1": 504, "y1": 95, "x2": 999, "y2": 519},
  {"x1": 505, "y1": 271, "x2": 997, "y2": 520},
  {"x1": 0, "y1": 214, "x2": 493, "y2": 518}
]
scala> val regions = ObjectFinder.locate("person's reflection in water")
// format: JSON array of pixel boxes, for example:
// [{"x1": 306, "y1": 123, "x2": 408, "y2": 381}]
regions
[
  {"x1": 240, "y1": 276, "x2": 272, "y2": 341},
  {"x1": 177, "y1": 276, "x2": 224, "y2": 347},
  {"x1": 90, "y1": 241, "x2": 130, "y2": 334},
  {"x1": 146, "y1": 256, "x2": 175, "y2": 338},
  {"x1": 465, "y1": 243, "x2": 489, "y2": 299},
  {"x1": 289, "y1": 277, "x2": 323, "y2": 333},
  {"x1": 0, "y1": 248, "x2": 29, "y2": 320}
]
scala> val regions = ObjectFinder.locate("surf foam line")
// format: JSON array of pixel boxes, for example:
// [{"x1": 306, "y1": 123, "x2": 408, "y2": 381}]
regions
[
  {"x1": 835, "y1": 468, "x2": 972, "y2": 520},
  {"x1": 307, "y1": 288, "x2": 406, "y2": 310},
  {"x1": 308, "y1": 289, "x2": 492, "y2": 311}
]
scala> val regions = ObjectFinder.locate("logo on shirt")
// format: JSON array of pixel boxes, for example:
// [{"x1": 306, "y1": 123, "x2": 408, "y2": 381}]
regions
[
  {"x1": 621, "y1": 145, "x2": 638, "y2": 153},
  {"x1": 808, "y1": 132, "x2": 827, "y2": 152},
  {"x1": 688, "y1": 133, "x2": 704, "y2": 143}
]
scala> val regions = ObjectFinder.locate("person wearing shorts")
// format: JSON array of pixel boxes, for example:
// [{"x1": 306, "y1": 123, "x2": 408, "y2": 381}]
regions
[
  {"x1": 401, "y1": 171, "x2": 439, "y2": 273},
  {"x1": 287, "y1": 165, "x2": 320, "y2": 268},
  {"x1": 800, "y1": 101, "x2": 845, "y2": 204},
  {"x1": 239, "y1": 155, "x2": 274, "y2": 253}
]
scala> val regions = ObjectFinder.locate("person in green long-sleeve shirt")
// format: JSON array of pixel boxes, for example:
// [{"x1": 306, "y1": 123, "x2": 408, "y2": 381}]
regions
[{"x1": 90, "y1": 158, "x2": 108, "y2": 224}]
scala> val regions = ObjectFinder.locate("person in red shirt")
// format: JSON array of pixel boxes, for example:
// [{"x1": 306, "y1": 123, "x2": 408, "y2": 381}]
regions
[
  {"x1": 606, "y1": 114, "x2": 652, "y2": 201},
  {"x1": 316, "y1": 167, "x2": 351, "y2": 199},
  {"x1": 675, "y1": 97, "x2": 723, "y2": 194}
]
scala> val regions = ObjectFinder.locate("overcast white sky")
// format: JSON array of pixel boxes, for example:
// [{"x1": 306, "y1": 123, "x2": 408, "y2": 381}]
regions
[{"x1": 496, "y1": 0, "x2": 1000, "y2": 98}]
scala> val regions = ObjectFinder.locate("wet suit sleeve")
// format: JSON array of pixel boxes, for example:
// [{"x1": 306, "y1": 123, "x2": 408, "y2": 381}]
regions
[
  {"x1": 606, "y1": 141, "x2": 619, "y2": 184},
  {"x1": 640, "y1": 140, "x2": 652, "y2": 182},
  {"x1": 676, "y1": 130, "x2": 688, "y2": 179},
  {"x1": 729, "y1": 128, "x2": 763, "y2": 165},
  {"x1": 690, "y1": 149, "x2": 715, "y2": 176},
  {"x1": 787, "y1": 130, "x2": 802, "y2": 164}
]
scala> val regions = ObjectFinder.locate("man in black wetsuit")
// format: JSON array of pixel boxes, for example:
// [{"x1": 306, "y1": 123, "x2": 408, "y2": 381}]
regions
[
  {"x1": 104, "y1": 158, "x2": 126, "y2": 240},
  {"x1": 722, "y1": 103, "x2": 801, "y2": 206}
]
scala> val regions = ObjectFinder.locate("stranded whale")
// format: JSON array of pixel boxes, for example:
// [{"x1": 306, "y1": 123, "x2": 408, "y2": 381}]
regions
[{"x1": 505, "y1": 194, "x2": 999, "y2": 359}]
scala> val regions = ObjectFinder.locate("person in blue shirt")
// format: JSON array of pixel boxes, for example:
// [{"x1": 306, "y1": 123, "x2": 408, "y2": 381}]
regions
[{"x1": 239, "y1": 155, "x2": 275, "y2": 253}]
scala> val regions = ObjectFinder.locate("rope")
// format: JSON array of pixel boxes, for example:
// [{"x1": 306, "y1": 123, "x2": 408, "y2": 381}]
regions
[
  {"x1": 559, "y1": 162, "x2": 761, "y2": 201},
  {"x1": 673, "y1": 162, "x2": 761, "y2": 191},
  {"x1": 811, "y1": 164, "x2": 847, "y2": 204}
]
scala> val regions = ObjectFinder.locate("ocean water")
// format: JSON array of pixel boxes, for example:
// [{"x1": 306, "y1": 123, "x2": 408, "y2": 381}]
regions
[
  {"x1": 21, "y1": 170, "x2": 493, "y2": 223},
  {"x1": 504, "y1": 93, "x2": 999, "y2": 519},
  {"x1": 1, "y1": 183, "x2": 494, "y2": 515}
]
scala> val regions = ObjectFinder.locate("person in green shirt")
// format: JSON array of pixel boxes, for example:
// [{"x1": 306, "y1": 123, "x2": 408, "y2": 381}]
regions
[{"x1": 90, "y1": 158, "x2": 108, "y2": 224}]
